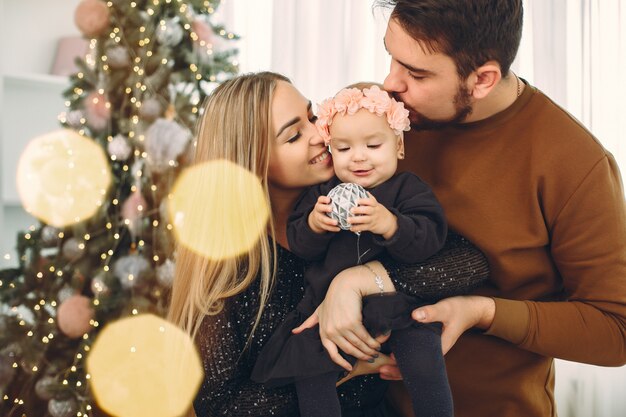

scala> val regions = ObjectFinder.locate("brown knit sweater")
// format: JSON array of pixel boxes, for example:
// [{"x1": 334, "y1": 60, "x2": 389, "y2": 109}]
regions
[{"x1": 394, "y1": 82, "x2": 626, "y2": 417}]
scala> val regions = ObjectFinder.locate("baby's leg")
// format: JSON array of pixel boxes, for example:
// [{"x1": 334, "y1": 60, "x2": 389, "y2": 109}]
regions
[
  {"x1": 388, "y1": 325, "x2": 453, "y2": 417},
  {"x1": 294, "y1": 371, "x2": 342, "y2": 417}
]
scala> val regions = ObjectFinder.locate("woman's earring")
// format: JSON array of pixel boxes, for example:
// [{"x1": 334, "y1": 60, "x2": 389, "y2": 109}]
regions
[{"x1": 398, "y1": 151, "x2": 405, "y2": 160}]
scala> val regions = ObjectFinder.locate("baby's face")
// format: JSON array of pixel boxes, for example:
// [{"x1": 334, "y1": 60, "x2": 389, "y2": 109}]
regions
[{"x1": 329, "y1": 109, "x2": 403, "y2": 188}]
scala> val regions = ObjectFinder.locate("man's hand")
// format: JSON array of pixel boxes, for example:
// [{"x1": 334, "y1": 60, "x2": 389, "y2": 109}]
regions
[{"x1": 412, "y1": 295, "x2": 496, "y2": 354}]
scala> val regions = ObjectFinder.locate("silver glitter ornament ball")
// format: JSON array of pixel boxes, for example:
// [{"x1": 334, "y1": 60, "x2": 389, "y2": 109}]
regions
[
  {"x1": 41, "y1": 225, "x2": 60, "y2": 246},
  {"x1": 326, "y1": 183, "x2": 368, "y2": 230},
  {"x1": 106, "y1": 46, "x2": 130, "y2": 69},
  {"x1": 61, "y1": 238, "x2": 83, "y2": 261},
  {"x1": 138, "y1": 97, "x2": 163, "y2": 121},
  {"x1": 48, "y1": 397, "x2": 78, "y2": 417},
  {"x1": 113, "y1": 254, "x2": 151, "y2": 290},
  {"x1": 35, "y1": 375, "x2": 57, "y2": 401},
  {"x1": 156, "y1": 18, "x2": 183, "y2": 47}
]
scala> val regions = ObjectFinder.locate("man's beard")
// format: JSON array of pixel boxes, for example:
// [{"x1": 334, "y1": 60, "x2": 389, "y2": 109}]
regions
[{"x1": 405, "y1": 83, "x2": 473, "y2": 131}]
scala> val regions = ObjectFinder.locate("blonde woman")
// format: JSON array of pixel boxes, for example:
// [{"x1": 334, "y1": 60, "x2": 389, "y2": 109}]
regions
[{"x1": 168, "y1": 72, "x2": 489, "y2": 417}]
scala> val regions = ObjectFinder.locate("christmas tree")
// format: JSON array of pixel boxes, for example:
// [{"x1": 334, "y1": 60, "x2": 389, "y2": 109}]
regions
[{"x1": 0, "y1": 0, "x2": 238, "y2": 415}]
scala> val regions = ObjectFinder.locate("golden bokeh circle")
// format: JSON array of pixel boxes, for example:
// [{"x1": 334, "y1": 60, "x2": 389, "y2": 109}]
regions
[
  {"x1": 16, "y1": 129, "x2": 111, "y2": 227},
  {"x1": 87, "y1": 314, "x2": 203, "y2": 417},
  {"x1": 169, "y1": 159, "x2": 269, "y2": 260}
]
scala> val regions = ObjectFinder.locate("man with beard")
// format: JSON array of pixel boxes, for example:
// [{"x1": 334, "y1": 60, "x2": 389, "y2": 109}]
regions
[{"x1": 364, "y1": 1, "x2": 626, "y2": 416}]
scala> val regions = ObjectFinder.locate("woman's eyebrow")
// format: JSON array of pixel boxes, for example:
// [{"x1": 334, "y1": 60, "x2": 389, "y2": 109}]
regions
[{"x1": 276, "y1": 101, "x2": 312, "y2": 137}]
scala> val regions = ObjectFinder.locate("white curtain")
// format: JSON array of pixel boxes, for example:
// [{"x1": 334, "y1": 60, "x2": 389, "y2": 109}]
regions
[
  {"x1": 514, "y1": 1, "x2": 626, "y2": 416},
  {"x1": 217, "y1": 0, "x2": 390, "y2": 104},
  {"x1": 217, "y1": 1, "x2": 626, "y2": 415},
  {"x1": 514, "y1": 0, "x2": 626, "y2": 183}
]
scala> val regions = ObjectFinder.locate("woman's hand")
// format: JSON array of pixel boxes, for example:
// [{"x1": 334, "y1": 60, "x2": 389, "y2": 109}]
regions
[
  {"x1": 412, "y1": 295, "x2": 496, "y2": 354},
  {"x1": 292, "y1": 262, "x2": 395, "y2": 370},
  {"x1": 292, "y1": 286, "x2": 379, "y2": 371}
]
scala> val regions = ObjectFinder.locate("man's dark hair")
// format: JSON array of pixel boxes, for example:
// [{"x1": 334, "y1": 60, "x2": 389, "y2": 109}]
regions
[{"x1": 376, "y1": 0, "x2": 523, "y2": 78}]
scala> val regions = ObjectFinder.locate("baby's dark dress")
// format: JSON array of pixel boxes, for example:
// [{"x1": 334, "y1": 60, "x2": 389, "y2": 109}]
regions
[{"x1": 251, "y1": 173, "x2": 449, "y2": 386}]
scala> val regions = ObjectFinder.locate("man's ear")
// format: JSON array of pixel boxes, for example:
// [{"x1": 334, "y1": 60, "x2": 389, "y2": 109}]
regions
[
  {"x1": 470, "y1": 61, "x2": 501, "y2": 99},
  {"x1": 397, "y1": 135, "x2": 405, "y2": 160}
]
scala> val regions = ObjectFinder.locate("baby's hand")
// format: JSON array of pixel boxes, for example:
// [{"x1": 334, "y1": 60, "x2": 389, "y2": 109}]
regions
[
  {"x1": 308, "y1": 196, "x2": 341, "y2": 234},
  {"x1": 348, "y1": 193, "x2": 398, "y2": 239}
]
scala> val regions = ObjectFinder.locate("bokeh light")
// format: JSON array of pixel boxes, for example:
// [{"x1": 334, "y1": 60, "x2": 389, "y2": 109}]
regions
[
  {"x1": 87, "y1": 314, "x2": 203, "y2": 417},
  {"x1": 16, "y1": 129, "x2": 111, "y2": 227},
  {"x1": 169, "y1": 159, "x2": 269, "y2": 260}
]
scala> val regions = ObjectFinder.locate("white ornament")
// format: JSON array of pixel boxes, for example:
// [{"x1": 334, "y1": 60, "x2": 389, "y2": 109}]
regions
[
  {"x1": 138, "y1": 97, "x2": 163, "y2": 121},
  {"x1": 145, "y1": 118, "x2": 191, "y2": 173},
  {"x1": 156, "y1": 259, "x2": 175, "y2": 287},
  {"x1": 66, "y1": 110, "x2": 85, "y2": 129},
  {"x1": 107, "y1": 46, "x2": 130, "y2": 69},
  {"x1": 326, "y1": 183, "x2": 368, "y2": 230},
  {"x1": 48, "y1": 397, "x2": 78, "y2": 417},
  {"x1": 14, "y1": 304, "x2": 36, "y2": 326},
  {"x1": 35, "y1": 375, "x2": 57, "y2": 400},
  {"x1": 61, "y1": 237, "x2": 83, "y2": 261},
  {"x1": 113, "y1": 254, "x2": 151, "y2": 290},
  {"x1": 41, "y1": 225, "x2": 61, "y2": 246},
  {"x1": 156, "y1": 18, "x2": 183, "y2": 47},
  {"x1": 57, "y1": 287, "x2": 76, "y2": 304},
  {"x1": 107, "y1": 134, "x2": 132, "y2": 160}
]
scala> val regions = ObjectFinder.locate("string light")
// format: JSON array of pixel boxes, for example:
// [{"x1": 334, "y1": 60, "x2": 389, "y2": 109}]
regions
[{"x1": 7, "y1": 0, "x2": 241, "y2": 413}]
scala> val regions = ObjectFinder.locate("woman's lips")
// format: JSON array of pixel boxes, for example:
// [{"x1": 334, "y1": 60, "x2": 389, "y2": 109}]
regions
[{"x1": 309, "y1": 150, "x2": 330, "y2": 165}]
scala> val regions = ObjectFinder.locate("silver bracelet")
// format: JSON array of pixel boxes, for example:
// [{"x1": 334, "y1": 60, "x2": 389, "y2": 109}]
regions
[{"x1": 363, "y1": 263, "x2": 384, "y2": 295}]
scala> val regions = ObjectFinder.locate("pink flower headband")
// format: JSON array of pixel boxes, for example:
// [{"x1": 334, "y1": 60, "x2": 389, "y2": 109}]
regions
[{"x1": 316, "y1": 85, "x2": 411, "y2": 144}]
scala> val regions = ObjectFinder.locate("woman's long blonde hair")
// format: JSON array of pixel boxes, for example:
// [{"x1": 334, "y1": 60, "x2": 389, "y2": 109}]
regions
[{"x1": 167, "y1": 72, "x2": 290, "y2": 342}]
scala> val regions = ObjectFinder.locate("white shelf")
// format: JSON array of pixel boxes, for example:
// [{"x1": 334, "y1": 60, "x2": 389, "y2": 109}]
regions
[{"x1": 3, "y1": 72, "x2": 69, "y2": 86}]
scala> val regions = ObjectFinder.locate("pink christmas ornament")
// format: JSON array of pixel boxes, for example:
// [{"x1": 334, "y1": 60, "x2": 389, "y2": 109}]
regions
[
  {"x1": 107, "y1": 134, "x2": 132, "y2": 160},
  {"x1": 121, "y1": 190, "x2": 147, "y2": 238},
  {"x1": 57, "y1": 294, "x2": 94, "y2": 339},
  {"x1": 84, "y1": 91, "x2": 110, "y2": 131},
  {"x1": 192, "y1": 19, "x2": 214, "y2": 45},
  {"x1": 74, "y1": 0, "x2": 110, "y2": 38}
]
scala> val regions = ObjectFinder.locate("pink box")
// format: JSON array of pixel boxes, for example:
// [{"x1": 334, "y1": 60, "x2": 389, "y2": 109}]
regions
[{"x1": 50, "y1": 36, "x2": 89, "y2": 76}]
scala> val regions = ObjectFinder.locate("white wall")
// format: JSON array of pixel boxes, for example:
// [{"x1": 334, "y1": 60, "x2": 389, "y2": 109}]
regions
[{"x1": 0, "y1": 0, "x2": 81, "y2": 267}]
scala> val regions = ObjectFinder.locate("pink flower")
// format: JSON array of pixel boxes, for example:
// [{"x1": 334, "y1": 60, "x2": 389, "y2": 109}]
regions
[
  {"x1": 361, "y1": 85, "x2": 391, "y2": 116},
  {"x1": 315, "y1": 85, "x2": 411, "y2": 142},
  {"x1": 333, "y1": 88, "x2": 364, "y2": 115},
  {"x1": 387, "y1": 100, "x2": 411, "y2": 135},
  {"x1": 316, "y1": 99, "x2": 336, "y2": 143}
]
